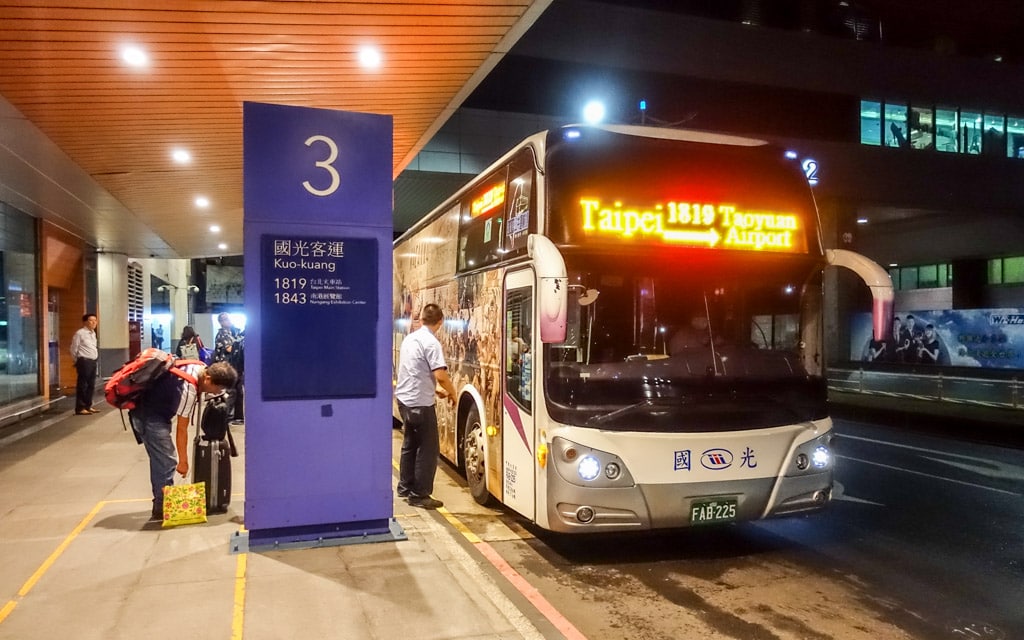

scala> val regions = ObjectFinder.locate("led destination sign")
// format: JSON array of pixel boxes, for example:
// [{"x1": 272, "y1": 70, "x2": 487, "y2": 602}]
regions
[
  {"x1": 579, "y1": 198, "x2": 806, "y2": 253},
  {"x1": 471, "y1": 183, "x2": 506, "y2": 218}
]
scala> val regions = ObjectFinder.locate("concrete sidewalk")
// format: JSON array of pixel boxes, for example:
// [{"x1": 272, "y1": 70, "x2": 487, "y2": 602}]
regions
[{"x1": 0, "y1": 406, "x2": 549, "y2": 640}]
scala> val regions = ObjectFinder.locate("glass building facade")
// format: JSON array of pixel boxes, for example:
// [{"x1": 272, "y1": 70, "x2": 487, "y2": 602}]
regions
[
  {"x1": 0, "y1": 202, "x2": 40, "y2": 404},
  {"x1": 862, "y1": 100, "x2": 1024, "y2": 159}
]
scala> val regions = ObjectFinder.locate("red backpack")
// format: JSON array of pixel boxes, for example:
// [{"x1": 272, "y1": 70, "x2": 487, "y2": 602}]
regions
[{"x1": 105, "y1": 348, "x2": 204, "y2": 411}]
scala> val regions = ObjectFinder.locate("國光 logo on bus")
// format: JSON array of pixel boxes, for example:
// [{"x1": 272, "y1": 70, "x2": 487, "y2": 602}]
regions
[
  {"x1": 700, "y1": 448, "x2": 733, "y2": 470},
  {"x1": 578, "y1": 198, "x2": 802, "y2": 252},
  {"x1": 674, "y1": 450, "x2": 691, "y2": 471}
]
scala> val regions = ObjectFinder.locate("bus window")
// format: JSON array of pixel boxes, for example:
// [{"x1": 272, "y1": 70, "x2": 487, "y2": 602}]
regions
[
  {"x1": 503, "y1": 149, "x2": 537, "y2": 257},
  {"x1": 751, "y1": 314, "x2": 800, "y2": 350},
  {"x1": 458, "y1": 167, "x2": 508, "y2": 272},
  {"x1": 505, "y1": 287, "x2": 533, "y2": 412},
  {"x1": 545, "y1": 255, "x2": 827, "y2": 431},
  {"x1": 457, "y1": 149, "x2": 537, "y2": 273}
]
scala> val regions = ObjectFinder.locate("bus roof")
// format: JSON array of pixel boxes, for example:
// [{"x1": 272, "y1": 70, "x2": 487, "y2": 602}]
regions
[{"x1": 569, "y1": 124, "x2": 769, "y2": 147}]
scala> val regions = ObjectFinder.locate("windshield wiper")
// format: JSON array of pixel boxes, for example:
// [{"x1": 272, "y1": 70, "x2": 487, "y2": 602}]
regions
[{"x1": 585, "y1": 398, "x2": 686, "y2": 425}]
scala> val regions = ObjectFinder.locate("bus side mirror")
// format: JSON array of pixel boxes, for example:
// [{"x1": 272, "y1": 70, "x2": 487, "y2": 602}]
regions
[
  {"x1": 826, "y1": 249, "x2": 894, "y2": 342},
  {"x1": 528, "y1": 234, "x2": 568, "y2": 343}
]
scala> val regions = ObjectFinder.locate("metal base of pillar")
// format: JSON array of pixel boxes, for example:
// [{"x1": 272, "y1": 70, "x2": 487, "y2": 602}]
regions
[{"x1": 231, "y1": 517, "x2": 406, "y2": 554}]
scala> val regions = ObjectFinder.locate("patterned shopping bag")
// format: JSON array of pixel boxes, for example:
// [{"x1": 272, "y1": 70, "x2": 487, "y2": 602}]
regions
[{"x1": 162, "y1": 481, "x2": 208, "y2": 528}]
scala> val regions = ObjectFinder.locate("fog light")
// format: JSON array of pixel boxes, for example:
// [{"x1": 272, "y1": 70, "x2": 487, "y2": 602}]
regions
[
  {"x1": 604, "y1": 462, "x2": 621, "y2": 480},
  {"x1": 795, "y1": 453, "x2": 809, "y2": 470},
  {"x1": 578, "y1": 455, "x2": 600, "y2": 481},
  {"x1": 812, "y1": 446, "x2": 830, "y2": 469},
  {"x1": 576, "y1": 506, "x2": 595, "y2": 523}
]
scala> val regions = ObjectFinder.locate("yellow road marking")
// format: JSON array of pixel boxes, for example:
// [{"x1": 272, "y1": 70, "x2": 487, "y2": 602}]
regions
[
  {"x1": 0, "y1": 500, "x2": 106, "y2": 624},
  {"x1": 18, "y1": 500, "x2": 104, "y2": 597},
  {"x1": 231, "y1": 549, "x2": 248, "y2": 640},
  {"x1": 390, "y1": 447, "x2": 588, "y2": 640},
  {"x1": 437, "y1": 507, "x2": 482, "y2": 544},
  {"x1": 0, "y1": 600, "x2": 16, "y2": 624},
  {"x1": 0, "y1": 498, "x2": 248, "y2": 640}
]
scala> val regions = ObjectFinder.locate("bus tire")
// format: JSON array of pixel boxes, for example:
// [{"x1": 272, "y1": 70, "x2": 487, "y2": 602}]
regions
[{"x1": 463, "y1": 405, "x2": 491, "y2": 506}]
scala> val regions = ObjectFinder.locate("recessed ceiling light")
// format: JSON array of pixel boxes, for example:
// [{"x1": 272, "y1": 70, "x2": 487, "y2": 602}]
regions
[
  {"x1": 217, "y1": 243, "x2": 228, "y2": 251},
  {"x1": 121, "y1": 45, "x2": 149, "y2": 68},
  {"x1": 358, "y1": 46, "x2": 382, "y2": 69},
  {"x1": 195, "y1": 196, "x2": 210, "y2": 208},
  {"x1": 209, "y1": 225, "x2": 221, "y2": 233},
  {"x1": 172, "y1": 149, "x2": 191, "y2": 164},
  {"x1": 856, "y1": 218, "x2": 869, "y2": 224}
]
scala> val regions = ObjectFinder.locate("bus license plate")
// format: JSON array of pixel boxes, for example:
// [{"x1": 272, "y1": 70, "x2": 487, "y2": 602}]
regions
[{"x1": 690, "y1": 498, "x2": 738, "y2": 525}]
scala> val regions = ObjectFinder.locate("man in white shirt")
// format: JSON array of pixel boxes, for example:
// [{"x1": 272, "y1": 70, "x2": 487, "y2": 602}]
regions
[
  {"x1": 394, "y1": 303, "x2": 457, "y2": 509},
  {"x1": 70, "y1": 314, "x2": 99, "y2": 415}
]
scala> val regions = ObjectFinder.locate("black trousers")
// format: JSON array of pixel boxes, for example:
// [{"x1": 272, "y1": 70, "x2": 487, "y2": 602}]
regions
[
  {"x1": 396, "y1": 402, "x2": 439, "y2": 498},
  {"x1": 74, "y1": 357, "x2": 98, "y2": 411}
]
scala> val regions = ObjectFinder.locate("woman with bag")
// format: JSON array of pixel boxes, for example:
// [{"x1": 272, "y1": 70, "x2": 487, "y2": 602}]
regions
[{"x1": 175, "y1": 325, "x2": 207, "y2": 362}]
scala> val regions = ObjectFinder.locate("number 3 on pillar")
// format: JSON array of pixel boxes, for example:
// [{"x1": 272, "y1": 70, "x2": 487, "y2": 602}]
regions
[{"x1": 302, "y1": 134, "x2": 340, "y2": 197}]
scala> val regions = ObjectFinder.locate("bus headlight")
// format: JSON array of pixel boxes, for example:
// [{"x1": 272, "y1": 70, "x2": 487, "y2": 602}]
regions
[
  {"x1": 812, "y1": 446, "x2": 830, "y2": 469},
  {"x1": 790, "y1": 432, "x2": 833, "y2": 475},
  {"x1": 578, "y1": 456, "x2": 600, "y2": 481},
  {"x1": 552, "y1": 437, "x2": 635, "y2": 488}
]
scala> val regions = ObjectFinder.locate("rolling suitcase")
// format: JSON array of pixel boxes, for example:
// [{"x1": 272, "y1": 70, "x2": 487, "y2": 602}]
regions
[
  {"x1": 193, "y1": 435, "x2": 231, "y2": 513},
  {"x1": 192, "y1": 394, "x2": 234, "y2": 514}
]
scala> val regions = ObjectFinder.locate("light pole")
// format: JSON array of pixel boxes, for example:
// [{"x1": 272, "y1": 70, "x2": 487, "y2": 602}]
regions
[{"x1": 156, "y1": 283, "x2": 200, "y2": 327}]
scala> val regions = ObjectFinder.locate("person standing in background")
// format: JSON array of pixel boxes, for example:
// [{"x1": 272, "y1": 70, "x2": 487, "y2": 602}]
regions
[
  {"x1": 70, "y1": 313, "x2": 99, "y2": 415},
  {"x1": 175, "y1": 325, "x2": 205, "y2": 361},
  {"x1": 213, "y1": 312, "x2": 243, "y2": 421}
]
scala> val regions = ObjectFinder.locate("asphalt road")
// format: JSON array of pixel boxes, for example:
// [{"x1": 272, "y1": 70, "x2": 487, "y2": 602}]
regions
[{"x1": 442, "y1": 417, "x2": 1024, "y2": 639}]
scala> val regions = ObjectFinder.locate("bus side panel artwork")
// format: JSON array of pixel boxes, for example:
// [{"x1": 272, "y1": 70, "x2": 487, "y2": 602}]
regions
[
  {"x1": 393, "y1": 207, "x2": 462, "y2": 458},
  {"x1": 449, "y1": 269, "x2": 504, "y2": 497},
  {"x1": 393, "y1": 205, "x2": 460, "y2": 378},
  {"x1": 393, "y1": 257, "x2": 505, "y2": 496},
  {"x1": 396, "y1": 204, "x2": 459, "y2": 294}
]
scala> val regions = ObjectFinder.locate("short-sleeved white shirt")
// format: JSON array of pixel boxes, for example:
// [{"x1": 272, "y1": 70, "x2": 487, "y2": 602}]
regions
[
  {"x1": 395, "y1": 326, "x2": 447, "y2": 407},
  {"x1": 173, "y1": 363, "x2": 205, "y2": 418}
]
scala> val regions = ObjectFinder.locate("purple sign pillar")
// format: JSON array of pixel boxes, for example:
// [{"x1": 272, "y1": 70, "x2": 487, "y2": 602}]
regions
[{"x1": 241, "y1": 102, "x2": 397, "y2": 548}]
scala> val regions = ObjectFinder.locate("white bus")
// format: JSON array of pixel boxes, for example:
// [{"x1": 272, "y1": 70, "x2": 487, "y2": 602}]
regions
[{"x1": 393, "y1": 125, "x2": 892, "y2": 532}]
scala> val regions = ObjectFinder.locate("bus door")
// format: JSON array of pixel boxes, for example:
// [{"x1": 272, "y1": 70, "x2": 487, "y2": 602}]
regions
[{"x1": 502, "y1": 269, "x2": 535, "y2": 518}]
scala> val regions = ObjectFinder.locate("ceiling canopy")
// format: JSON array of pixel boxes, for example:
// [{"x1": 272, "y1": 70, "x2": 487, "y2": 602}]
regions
[{"x1": 0, "y1": 1, "x2": 549, "y2": 258}]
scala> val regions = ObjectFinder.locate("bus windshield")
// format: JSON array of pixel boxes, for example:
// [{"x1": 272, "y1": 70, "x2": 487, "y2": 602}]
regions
[{"x1": 545, "y1": 251, "x2": 827, "y2": 432}]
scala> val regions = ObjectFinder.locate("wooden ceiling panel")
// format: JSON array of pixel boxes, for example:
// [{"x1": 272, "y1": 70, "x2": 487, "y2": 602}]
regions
[{"x1": 0, "y1": 0, "x2": 550, "y2": 258}]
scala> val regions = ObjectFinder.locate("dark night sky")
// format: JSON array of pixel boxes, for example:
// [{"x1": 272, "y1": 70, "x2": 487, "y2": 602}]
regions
[
  {"x1": 463, "y1": 0, "x2": 1023, "y2": 133},
  {"x1": 595, "y1": 0, "x2": 1024, "y2": 63}
]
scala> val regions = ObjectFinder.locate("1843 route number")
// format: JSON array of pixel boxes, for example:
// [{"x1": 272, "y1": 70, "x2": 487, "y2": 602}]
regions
[{"x1": 274, "y1": 292, "x2": 307, "y2": 304}]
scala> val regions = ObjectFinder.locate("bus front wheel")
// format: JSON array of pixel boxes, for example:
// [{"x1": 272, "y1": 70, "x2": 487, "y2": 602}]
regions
[{"x1": 463, "y1": 406, "x2": 491, "y2": 506}]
